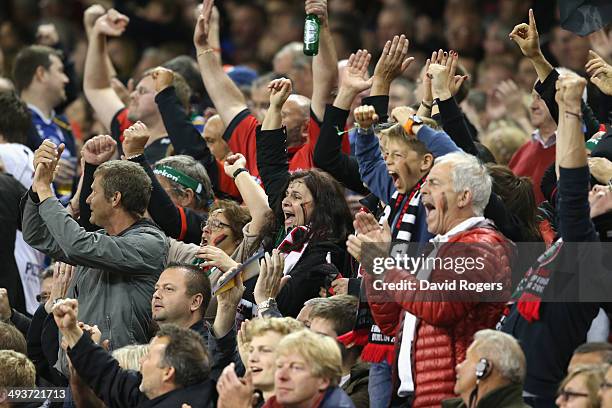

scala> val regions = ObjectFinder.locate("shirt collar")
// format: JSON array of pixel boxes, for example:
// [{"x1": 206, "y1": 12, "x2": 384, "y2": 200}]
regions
[
  {"x1": 27, "y1": 104, "x2": 56, "y2": 125},
  {"x1": 430, "y1": 216, "x2": 486, "y2": 244},
  {"x1": 531, "y1": 129, "x2": 556, "y2": 148}
]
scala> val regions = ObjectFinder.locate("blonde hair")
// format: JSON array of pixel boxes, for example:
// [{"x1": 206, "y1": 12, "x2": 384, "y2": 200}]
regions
[
  {"x1": 0, "y1": 350, "x2": 35, "y2": 388},
  {"x1": 558, "y1": 364, "x2": 606, "y2": 408},
  {"x1": 378, "y1": 123, "x2": 431, "y2": 156},
  {"x1": 276, "y1": 329, "x2": 343, "y2": 387},
  {"x1": 112, "y1": 344, "x2": 149, "y2": 371},
  {"x1": 480, "y1": 125, "x2": 528, "y2": 165},
  {"x1": 247, "y1": 317, "x2": 303, "y2": 342}
]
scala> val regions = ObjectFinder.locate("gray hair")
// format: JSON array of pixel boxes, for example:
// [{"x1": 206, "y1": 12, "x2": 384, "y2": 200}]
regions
[
  {"x1": 155, "y1": 155, "x2": 212, "y2": 211},
  {"x1": 434, "y1": 152, "x2": 491, "y2": 216},
  {"x1": 112, "y1": 344, "x2": 149, "y2": 371},
  {"x1": 472, "y1": 329, "x2": 526, "y2": 384},
  {"x1": 304, "y1": 297, "x2": 328, "y2": 308},
  {"x1": 274, "y1": 42, "x2": 310, "y2": 69}
]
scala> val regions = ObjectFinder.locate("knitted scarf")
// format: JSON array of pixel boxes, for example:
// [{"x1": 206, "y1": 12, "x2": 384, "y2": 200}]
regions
[
  {"x1": 360, "y1": 178, "x2": 426, "y2": 364},
  {"x1": 513, "y1": 238, "x2": 564, "y2": 322}
]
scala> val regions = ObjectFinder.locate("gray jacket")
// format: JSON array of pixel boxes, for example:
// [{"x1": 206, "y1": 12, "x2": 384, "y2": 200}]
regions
[{"x1": 21, "y1": 193, "x2": 168, "y2": 349}]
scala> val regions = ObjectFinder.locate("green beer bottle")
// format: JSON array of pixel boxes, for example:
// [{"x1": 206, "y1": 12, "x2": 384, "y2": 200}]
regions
[{"x1": 303, "y1": 13, "x2": 320, "y2": 56}]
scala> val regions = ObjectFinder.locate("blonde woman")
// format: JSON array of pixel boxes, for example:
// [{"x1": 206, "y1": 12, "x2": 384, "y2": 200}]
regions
[{"x1": 556, "y1": 365, "x2": 606, "y2": 408}]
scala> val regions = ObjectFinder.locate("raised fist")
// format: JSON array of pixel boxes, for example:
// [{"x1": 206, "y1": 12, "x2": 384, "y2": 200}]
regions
[
  {"x1": 82, "y1": 135, "x2": 117, "y2": 165},
  {"x1": 122, "y1": 122, "x2": 150, "y2": 158}
]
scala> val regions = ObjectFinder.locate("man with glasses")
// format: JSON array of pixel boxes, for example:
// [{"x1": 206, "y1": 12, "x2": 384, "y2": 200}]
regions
[
  {"x1": 36, "y1": 267, "x2": 53, "y2": 304},
  {"x1": 83, "y1": 9, "x2": 191, "y2": 163}
]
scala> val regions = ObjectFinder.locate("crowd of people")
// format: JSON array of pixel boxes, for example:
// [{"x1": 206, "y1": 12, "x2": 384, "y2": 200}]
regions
[{"x1": 1, "y1": 0, "x2": 612, "y2": 407}]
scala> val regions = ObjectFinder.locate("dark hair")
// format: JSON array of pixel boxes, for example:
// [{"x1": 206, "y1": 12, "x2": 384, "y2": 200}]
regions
[
  {"x1": 93, "y1": 160, "x2": 152, "y2": 218},
  {"x1": 209, "y1": 200, "x2": 252, "y2": 242},
  {"x1": 165, "y1": 263, "x2": 212, "y2": 317},
  {"x1": 12, "y1": 45, "x2": 61, "y2": 93},
  {"x1": 574, "y1": 342, "x2": 612, "y2": 364},
  {"x1": 475, "y1": 142, "x2": 497, "y2": 164},
  {"x1": 0, "y1": 91, "x2": 31, "y2": 144},
  {"x1": 156, "y1": 324, "x2": 210, "y2": 388},
  {"x1": 162, "y1": 55, "x2": 206, "y2": 105},
  {"x1": 263, "y1": 169, "x2": 353, "y2": 250},
  {"x1": 309, "y1": 295, "x2": 359, "y2": 337},
  {"x1": 486, "y1": 164, "x2": 542, "y2": 241},
  {"x1": 0, "y1": 322, "x2": 27, "y2": 354}
]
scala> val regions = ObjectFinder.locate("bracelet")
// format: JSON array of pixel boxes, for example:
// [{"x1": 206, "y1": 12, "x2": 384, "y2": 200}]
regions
[
  {"x1": 421, "y1": 100, "x2": 432, "y2": 110},
  {"x1": 258, "y1": 298, "x2": 277, "y2": 310},
  {"x1": 232, "y1": 167, "x2": 249, "y2": 179},
  {"x1": 125, "y1": 153, "x2": 143, "y2": 160},
  {"x1": 197, "y1": 48, "x2": 221, "y2": 57},
  {"x1": 564, "y1": 110, "x2": 582, "y2": 120}
]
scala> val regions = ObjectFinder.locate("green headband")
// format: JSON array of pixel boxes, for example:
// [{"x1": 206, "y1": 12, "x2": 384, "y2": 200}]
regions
[{"x1": 154, "y1": 165, "x2": 204, "y2": 195}]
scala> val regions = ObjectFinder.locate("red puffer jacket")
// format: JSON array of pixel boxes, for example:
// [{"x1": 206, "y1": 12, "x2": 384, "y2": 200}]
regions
[{"x1": 365, "y1": 227, "x2": 512, "y2": 408}]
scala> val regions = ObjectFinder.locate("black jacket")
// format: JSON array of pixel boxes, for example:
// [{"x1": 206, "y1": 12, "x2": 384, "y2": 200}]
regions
[
  {"x1": 501, "y1": 167, "x2": 606, "y2": 399},
  {"x1": 442, "y1": 383, "x2": 530, "y2": 408},
  {"x1": 68, "y1": 332, "x2": 216, "y2": 408}
]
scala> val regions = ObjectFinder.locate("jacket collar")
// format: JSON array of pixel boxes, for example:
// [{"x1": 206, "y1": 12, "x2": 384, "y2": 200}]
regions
[{"x1": 441, "y1": 383, "x2": 527, "y2": 408}]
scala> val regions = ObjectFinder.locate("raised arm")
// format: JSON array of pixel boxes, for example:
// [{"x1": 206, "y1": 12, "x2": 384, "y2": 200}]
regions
[
  {"x1": 223, "y1": 154, "x2": 271, "y2": 236},
  {"x1": 122, "y1": 123, "x2": 204, "y2": 244},
  {"x1": 194, "y1": 0, "x2": 247, "y2": 127},
  {"x1": 509, "y1": 9, "x2": 554, "y2": 83},
  {"x1": 313, "y1": 50, "x2": 372, "y2": 191},
  {"x1": 555, "y1": 74, "x2": 597, "y2": 242},
  {"x1": 257, "y1": 79, "x2": 293, "y2": 211},
  {"x1": 306, "y1": 0, "x2": 338, "y2": 121},
  {"x1": 83, "y1": 10, "x2": 129, "y2": 132}
]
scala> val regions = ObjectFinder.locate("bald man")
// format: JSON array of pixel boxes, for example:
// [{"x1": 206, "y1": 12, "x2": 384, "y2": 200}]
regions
[{"x1": 202, "y1": 114, "x2": 229, "y2": 161}]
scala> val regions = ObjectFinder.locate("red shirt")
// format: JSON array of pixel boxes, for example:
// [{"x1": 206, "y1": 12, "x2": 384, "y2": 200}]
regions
[{"x1": 508, "y1": 139, "x2": 556, "y2": 204}]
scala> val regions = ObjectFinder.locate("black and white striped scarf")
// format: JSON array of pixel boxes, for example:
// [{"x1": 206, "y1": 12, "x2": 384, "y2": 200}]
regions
[{"x1": 380, "y1": 177, "x2": 425, "y2": 242}]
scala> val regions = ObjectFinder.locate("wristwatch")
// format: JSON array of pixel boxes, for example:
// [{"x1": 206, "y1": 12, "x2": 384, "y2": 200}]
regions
[
  {"x1": 258, "y1": 298, "x2": 277, "y2": 310},
  {"x1": 402, "y1": 115, "x2": 424, "y2": 136}
]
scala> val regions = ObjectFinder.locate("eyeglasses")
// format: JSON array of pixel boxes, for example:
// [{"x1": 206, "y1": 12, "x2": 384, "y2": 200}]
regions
[
  {"x1": 601, "y1": 381, "x2": 612, "y2": 390},
  {"x1": 201, "y1": 218, "x2": 231, "y2": 231},
  {"x1": 557, "y1": 389, "x2": 589, "y2": 401}
]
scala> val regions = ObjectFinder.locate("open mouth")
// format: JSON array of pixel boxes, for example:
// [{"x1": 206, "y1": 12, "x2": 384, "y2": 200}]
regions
[
  {"x1": 423, "y1": 201, "x2": 436, "y2": 214},
  {"x1": 284, "y1": 211, "x2": 296, "y2": 226},
  {"x1": 251, "y1": 367, "x2": 263, "y2": 374}
]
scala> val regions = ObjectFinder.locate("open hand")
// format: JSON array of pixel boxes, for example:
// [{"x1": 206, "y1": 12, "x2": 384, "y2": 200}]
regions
[
  {"x1": 194, "y1": 0, "x2": 215, "y2": 50},
  {"x1": 586, "y1": 50, "x2": 612, "y2": 96},
  {"x1": 254, "y1": 249, "x2": 290, "y2": 305},
  {"x1": 373, "y1": 35, "x2": 414, "y2": 85},
  {"x1": 341, "y1": 50, "x2": 373, "y2": 94}
]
